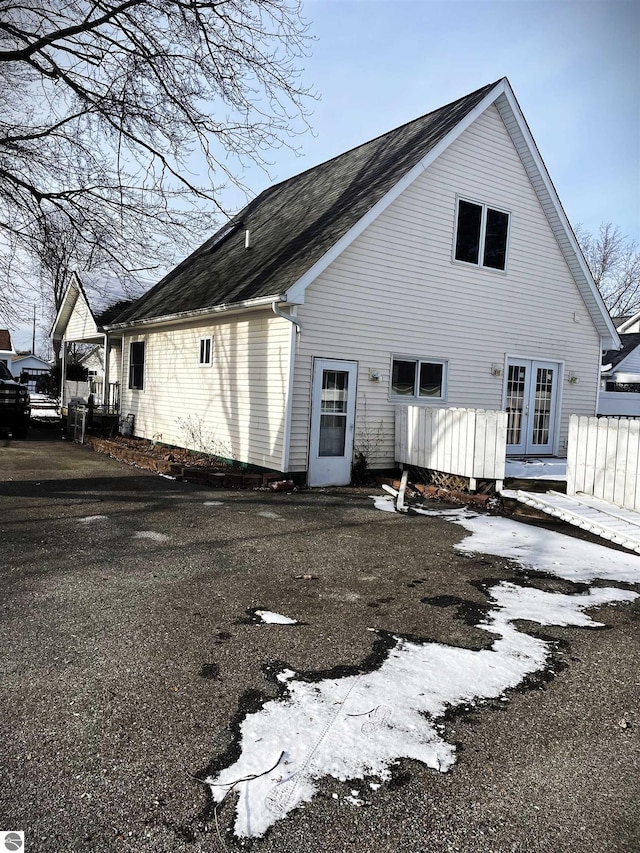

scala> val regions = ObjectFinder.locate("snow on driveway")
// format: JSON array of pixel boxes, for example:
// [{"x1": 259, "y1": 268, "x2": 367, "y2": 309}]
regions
[{"x1": 206, "y1": 497, "x2": 640, "y2": 838}]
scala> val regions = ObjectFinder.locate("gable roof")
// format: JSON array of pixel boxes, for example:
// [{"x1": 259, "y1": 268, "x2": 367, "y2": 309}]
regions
[
  {"x1": 109, "y1": 78, "x2": 619, "y2": 350},
  {"x1": 602, "y1": 333, "x2": 640, "y2": 372},
  {"x1": 111, "y1": 80, "x2": 499, "y2": 325},
  {"x1": 51, "y1": 271, "x2": 150, "y2": 341},
  {"x1": 0, "y1": 329, "x2": 13, "y2": 352}
]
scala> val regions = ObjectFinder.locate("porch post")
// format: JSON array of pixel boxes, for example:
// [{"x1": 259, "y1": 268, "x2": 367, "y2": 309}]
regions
[{"x1": 103, "y1": 333, "x2": 110, "y2": 409}]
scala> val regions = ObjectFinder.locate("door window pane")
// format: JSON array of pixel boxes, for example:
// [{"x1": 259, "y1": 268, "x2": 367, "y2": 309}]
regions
[
  {"x1": 455, "y1": 200, "x2": 482, "y2": 264},
  {"x1": 321, "y1": 370, "x2": 348, "y2": 413},
  {"x1": 506, "y1": 364, "x2": 526, "y2": 445},
  {"x1": 483, "y1": 208, "x2": 509, "y2": 270},
  {"x1": 319, "y1": 414, "x2": 346, "y2": 457},
  {"x1": 532, "y1": 367, "x2": 554, "y2": 445}
]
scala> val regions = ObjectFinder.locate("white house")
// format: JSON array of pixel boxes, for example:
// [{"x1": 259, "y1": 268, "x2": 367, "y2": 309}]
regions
[
  {"x1": 52, "y1": 271, "x2": 149, "y2": 412},
  {"x1": 77, "y1": 78, "x2": 617, "y2": 485},
  {"x1": 599, "y1": 313, "x2": 640, "y2": 416}
]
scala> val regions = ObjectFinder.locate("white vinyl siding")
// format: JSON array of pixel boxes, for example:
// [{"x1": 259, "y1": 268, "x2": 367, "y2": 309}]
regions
[
  {"x1": 289, "y1": 104, "x2": 601, "y2": 471},
  {"x1": 64, "y1": 292, "x2": 100, "y2": 341},
  {"x1": 119, "y1": 311, "x2": 291, "y2": 470}
]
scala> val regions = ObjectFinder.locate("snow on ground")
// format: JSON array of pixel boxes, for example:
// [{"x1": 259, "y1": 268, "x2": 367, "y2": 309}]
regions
[
  {"x1": 504, "y1": 458, "x2": 567, "y2": 480},
  {"x1": 206, "y1": 497, "x2": 640, "y2": 838},
  {"x1": 133, "y1": 530, "x2": 170, "y2": 542},
  {"x1": 78, "y1": 515, "x2": 108, "y2": 524},
  {"x1": 255, "y1": 610, "x2": 298, "y2": 625}
]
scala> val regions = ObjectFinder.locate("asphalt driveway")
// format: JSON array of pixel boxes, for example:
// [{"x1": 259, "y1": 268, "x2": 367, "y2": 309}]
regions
[{"x1": 0, "y1": 428, "x2": 639, "y2": 852}]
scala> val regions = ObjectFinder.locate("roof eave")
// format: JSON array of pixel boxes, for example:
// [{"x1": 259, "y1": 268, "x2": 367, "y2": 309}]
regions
[
  {"x1": 105, "y1": 293, "x2": 283, "y2": 332},
  {"x1": 494, "y1": 84, "x2": 620, "y2": 351}
]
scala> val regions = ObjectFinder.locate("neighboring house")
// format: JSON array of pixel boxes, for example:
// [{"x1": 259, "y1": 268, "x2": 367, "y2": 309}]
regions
[
  {"x1": 616, "y1": 310, "x2": 640, "y2": 334},
  {"x1": 0, "y1": 329, "x2": 15, "y2": 371},
  {"x1": 599, "y1": 332, "x2": 640, "y2": 417},
  {"x1": 81, "y1": 78, "x2": 617, "y2": 485},
  {"x1": 52, "y1": 271, "x2": 149, "y2": 411},
  {"x1": 12, "y1": 353, "x2": 53, "y2": 392}
]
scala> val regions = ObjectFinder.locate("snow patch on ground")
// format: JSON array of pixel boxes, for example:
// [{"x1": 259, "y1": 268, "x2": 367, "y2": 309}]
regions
[
  {"x1": 255, "y1": 610, "x2": 298, "y2": 625},
  {"x1": 258, "y1": 511, "x2": 282, "y2": 520},
  {"x1": 78, "y1": 515, "x2": 108, "y2": 523},
  {"x1": 134, "y1": 530, "x2": 170, "y2": 542},
  {"x1": 208, "y1": 576, "x2": 636, "y2": 837},
  {"x1": 204, "y1": 497, "x2": 640, "y2": 838},
  {"x1": 203, "y1": 501, "x2": 225, "y2": 507},
  {"x1": 504, "y1": 458, "x2": 567, "y2": 480}
]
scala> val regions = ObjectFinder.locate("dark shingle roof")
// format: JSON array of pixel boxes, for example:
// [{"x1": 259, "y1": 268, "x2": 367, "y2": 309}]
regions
[
  {"x1": 603, "y1": 333, "x2": 640, "y2": 370},
  {"x1": 113, "y1": 80, "x2": 500, "y2": 325}
]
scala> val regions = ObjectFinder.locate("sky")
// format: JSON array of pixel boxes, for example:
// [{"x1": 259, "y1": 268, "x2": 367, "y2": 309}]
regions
[{"x1": 10, "y1": 0, "x2": 639, "y2": 353}]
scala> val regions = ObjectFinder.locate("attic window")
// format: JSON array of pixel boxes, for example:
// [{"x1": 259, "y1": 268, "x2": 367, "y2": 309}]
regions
[
  {"x1": 454, "y1": 199, "x2": 509, "y2": 271},
  {"x1": 199, "y1": 336, "x2": 213, "y2": 366}
]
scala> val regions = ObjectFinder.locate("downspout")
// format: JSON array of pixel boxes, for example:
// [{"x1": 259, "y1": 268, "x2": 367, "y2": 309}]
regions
[
  {"x1": 272, "y1": 301, "x2": 302, "y2": 474},
  {"x1": 271, "y1": 301, "x2": 303, "y2": 334}
]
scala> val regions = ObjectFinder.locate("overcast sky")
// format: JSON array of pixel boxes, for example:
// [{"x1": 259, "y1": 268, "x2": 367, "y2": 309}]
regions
[{"x1": 11, "y1": 0, "x2": 639, "y2": 352}]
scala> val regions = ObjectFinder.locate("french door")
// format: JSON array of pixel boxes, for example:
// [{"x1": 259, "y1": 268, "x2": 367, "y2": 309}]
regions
[
  {"x1": 505, "y1": 359, "x2": 560, "y2": 455},
  {"x1": 308, "y1": 359, "x2": 357, "y2": 486}
]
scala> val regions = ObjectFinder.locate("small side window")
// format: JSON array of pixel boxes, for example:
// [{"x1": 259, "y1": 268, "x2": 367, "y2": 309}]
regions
[
  {"x1": 199, "y1": 336, "x2": 213, "y2": 366},
  {"x1": 129, "y1": 341, "x2": 145, "y2": 390}
]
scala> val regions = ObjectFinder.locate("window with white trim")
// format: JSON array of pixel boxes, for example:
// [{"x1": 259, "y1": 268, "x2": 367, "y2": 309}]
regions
[
  {"x1": 391, "y1": 357, "x2": 447, "y2": 400},
  {"x1": 199, "y1": 336, "x2": 213, "y2": 366},
  {"x1": 128, "y1": 341, "x2": 145, "y2": 390},
  {"x1": 454, "y1": 198, "x2": 509, "y2": 271}
]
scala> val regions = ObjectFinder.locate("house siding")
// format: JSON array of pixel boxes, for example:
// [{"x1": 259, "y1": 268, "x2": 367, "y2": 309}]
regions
[
  {"x1": 64, "y1": 292, "x2": 99, "y2": 341},
  {"x1": 119, "y1": 311, "x2": 291, "y2": 470},
  {"x1": 289, "y1": 104, "x2": 601, "y2": 472}
]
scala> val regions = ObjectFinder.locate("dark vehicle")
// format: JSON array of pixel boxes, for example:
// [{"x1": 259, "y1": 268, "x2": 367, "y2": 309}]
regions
[{"x1": 0, "y1": 361, "x2": 31, "y2": 438}]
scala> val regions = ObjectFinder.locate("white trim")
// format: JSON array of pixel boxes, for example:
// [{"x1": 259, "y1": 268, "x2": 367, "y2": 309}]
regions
[
  {"x1": 280, "y1": 319, "x2": 297, "y2": 472},
  {"x1": 198, "y1": 335, "x2": 214, "y2": 366},
  {"x1": 107, "y1": 294, "x2": 279, "y2": 331},
  {"x1": 285, "y1": 81, "x2": 509, "y2": 305},
  {"x1": 494, "y1": 86, "x2": 619, "y2": 350},
  {"x1": 452, "y1": 195, "x2": 511, "y2": 273},
  {"x1": 617, "y1": 310, "x2": 640, "y2": 333}
]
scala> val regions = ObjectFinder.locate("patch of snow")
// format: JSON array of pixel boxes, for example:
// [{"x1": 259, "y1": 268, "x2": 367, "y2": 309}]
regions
[
  {"x1": 504, "y1": 458, "x2": 567, "y2": 480},
  {"x1": 204, "y1": 501, "x2": 224, "y2": 507},
  {"x1": 134, "y1": 531, "x2": 170, "y2": 542},
  {"x1": 369, "y1": 782, "x2": 381, "y2": 791},
  {"x1": 370, "y1": 495, "x2": 398, "y2": 513},
  {"x1": 255, "y1": 610, "x2": 298, "y2": 625},
  {"x1": 208, "y1": 580, "x2": 636, "y2": 838},
  {"x1": 449, "y1": 512, "x2": 640, "y2": 584},
  {"x1": 258, "y1": 511, "x2": 282, "y2": 520},
  {"x1": 78, "y1": 515, "x2": 108, "y2": 523},
  {"x1": 158, "y1": 473, "x2": 176, "y2": 480},
  {"x1": 276, "y1": 669, "x2": 297, "y2": 683}
]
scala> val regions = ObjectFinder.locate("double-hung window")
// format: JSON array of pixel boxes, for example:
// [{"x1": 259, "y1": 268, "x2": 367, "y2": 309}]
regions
[
  {"x1": 199, "y1": 336, "x2": 213, "y2": 366},
  {"x1": 454, "y1": 198, "x2": 510, "y2": 271},
  {"x1": 391, "y1": 357, "x2": 447, "y2": 401},
  {"x1": 129, "y1": 341, "x2": 145, "y2": 390}
]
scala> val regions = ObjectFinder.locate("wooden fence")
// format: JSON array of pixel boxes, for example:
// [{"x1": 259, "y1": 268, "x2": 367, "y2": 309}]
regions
[
  {"x1": 395, "y1": 406, "x2": 508, "y2": 490},
  {"x1": 566, "y1": 415, "x2": 640, "y2": 511}
]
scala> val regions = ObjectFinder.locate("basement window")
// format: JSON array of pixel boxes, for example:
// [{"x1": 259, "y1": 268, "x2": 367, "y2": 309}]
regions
[
  {"x1": 128, "y1": 341, "x2": 145, "y2": 390},
  {"x1": 199, "y1": 336, "x2": 213, "y2": 366},
  {"x1": 391, "y1": 358, "x2": 447, "y2": 401},
  {"x1": 454, "y1": 198, "x2": 510, "y2": 271}
]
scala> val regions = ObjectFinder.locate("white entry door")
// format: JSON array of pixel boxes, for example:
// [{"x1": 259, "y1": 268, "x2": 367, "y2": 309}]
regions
[
  {"x1": 308, "y1": 359, "x2": 358, "y2": 487},
  {"x1": 505, "y1": 359, "x2": 560, "y2": 455}
]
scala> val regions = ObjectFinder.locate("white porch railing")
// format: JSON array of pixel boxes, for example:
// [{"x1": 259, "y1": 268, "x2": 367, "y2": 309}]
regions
[
  {"x1": 566, "y1": 415, "x2": 640, "y2": 511},
  {"x1": 395, "y1": 406, "x2": 507, "y2": 490}
]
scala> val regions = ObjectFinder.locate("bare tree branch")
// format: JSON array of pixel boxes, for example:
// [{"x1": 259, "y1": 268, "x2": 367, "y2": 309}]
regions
[
  {"x1": 576, "y1": 222, "x2": 640, "y2": 318},
  {"x1": 0, "y1": 0, "x2": 315, "y2": 327}
]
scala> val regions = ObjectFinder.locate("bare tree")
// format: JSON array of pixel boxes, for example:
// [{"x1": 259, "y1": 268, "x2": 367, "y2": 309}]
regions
[
  {"x1": 0, "y1": 0, "x2": 314, "y2": 325},
  {"x1": 576, "y1": 222, "x2": 640, "y2": 318}
]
